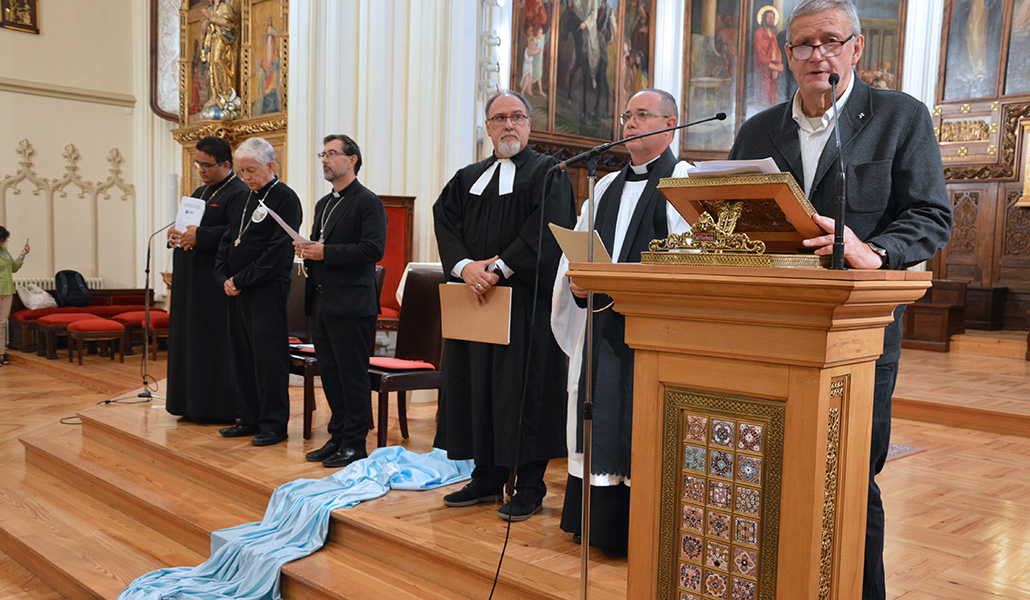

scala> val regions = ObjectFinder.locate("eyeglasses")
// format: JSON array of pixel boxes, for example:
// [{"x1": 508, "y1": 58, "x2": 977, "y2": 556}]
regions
[
  {"x1": 619, "y1": 109, "x2": 673, "y2": 125},
  {"x1": 193, "y1": 159, "x2": 222, "y2": 169},
  {"x1": 486, "y1": 113, "x2": 528, "y2": 126},
  {"x1": 787, "y1": 34, "x2": 855, "y2": 61},
  {"x1": 316, "y1": 150, "x2": 352, "y2": 159}
]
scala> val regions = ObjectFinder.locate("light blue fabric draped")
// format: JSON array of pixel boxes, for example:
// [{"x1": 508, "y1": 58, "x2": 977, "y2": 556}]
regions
[{"x1": 118, "y1": 447, "x2": 472, "y2": 600}]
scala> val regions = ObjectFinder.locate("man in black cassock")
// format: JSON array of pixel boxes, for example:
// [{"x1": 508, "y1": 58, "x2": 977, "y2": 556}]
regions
[
  {"x1": 166, "y1": 136, "x2": 249, "y2": 424},
  {"x1": 295, "y1": 134, "x2": 386, "y2": 469},
  {"x1": 214, "y1": 136, "x2": 302, "y2": 447},
  {"x1": 433, "y1": 90, "x2": 575, "y2": 521},
  {"x1": 551, "y1": 89, "x2": 692, "y2": 554}
]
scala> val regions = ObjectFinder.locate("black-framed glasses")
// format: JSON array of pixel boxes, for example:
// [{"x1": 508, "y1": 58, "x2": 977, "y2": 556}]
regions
[
  {"x1": 787, "y1": 34, "x2": 855, "y2": 60},
  {"x1": 619, "y1": 109, "x2": 673, "y2": 126},
  {"x1": 486, "y1": 113, "x2": 528, "y2": 126},
  {"x1": 193, "y1": 159, "x2": 223, "y2": 169},
  {"x1": 316, "y1": 150, "x2": 352, "y2": 159}
]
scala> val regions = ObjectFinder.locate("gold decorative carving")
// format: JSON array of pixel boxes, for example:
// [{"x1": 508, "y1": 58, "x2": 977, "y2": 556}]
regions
[
  {"x1": 960, "y1": 104, "x2": 971, "y2": 113},
  {"x1": 818, "y1": 406, "x2": 842, "y2": 600},
  {"x1": 988, "y1": 144, "x2": 997, "y2": 154},
  {"x1": 990, "y1": 122, "x2": 998, "y2": 133},
  {"x1": 641, "y1": 250, "x2": 828, "y2": 268},
  {"x1": 198, "y1": 0, "x2": 241, "y2": 120},
  {"x1": 945, "y1": 103, "x2": 1030, "y2": 180},
  {"x1": 939, "y1": 120, "x2": 991, "y2": 143},
  {"x1": 992, "y1": 101, "x2": 1000, "y2": 111},
  {"x1": 958, "y1": 147, "x2": 968, "y2": 157},
  {"x1": 933, "y1": 106, "x2": 943, "y2": 116},
  {"x1": 659, "y1": 388, "x2": 785, "y2": 600},
  {"x1": 648, "y1": 201, "x2": 766, "y2": 256},
  {"x1": 829, "y1": 378, "x2": 845, "y2": 399},
  {"x1": 1021, "y1": 122, "x2": 1030, "y2": 208}
]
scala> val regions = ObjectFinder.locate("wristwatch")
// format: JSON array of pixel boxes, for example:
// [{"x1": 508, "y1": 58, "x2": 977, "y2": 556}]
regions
[{"x1": 868, "y1": 242, "x2": 888, "y2": 269}]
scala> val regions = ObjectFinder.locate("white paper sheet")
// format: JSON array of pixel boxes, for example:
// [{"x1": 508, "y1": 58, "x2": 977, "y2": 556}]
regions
[
  {"x1": 259, "y1": 199, "x2": 313, "y2": 244},
  {"x1": 174, "y1": 196, "x2": 206, "y2": 232}
]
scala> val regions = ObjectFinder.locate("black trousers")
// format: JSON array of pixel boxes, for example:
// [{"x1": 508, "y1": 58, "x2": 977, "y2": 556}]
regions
[
  {"x1": 864, "y1": 361, "x2": 898, "y2": 600},
  {"x1": 226, "y1": 280, "x2": 290, "y2": 435},
  {"x1": 471, "y1": 459, "x2": 549, "y2": 505},
  {"x1": 310, "y1": 304, "x2": 375, "y2": 449}
]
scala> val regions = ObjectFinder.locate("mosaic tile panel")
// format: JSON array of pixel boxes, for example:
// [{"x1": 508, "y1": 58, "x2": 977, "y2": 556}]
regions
[
  {"x1": 712, "y1": 419, "x2": 735, "y2": 447},
  {"x1": 707, "y1": 511, "x2": 731, "y2": 540},
  {"x1": 737, "y1": 456, "x2": 762, "y2": 485},
  {"x1": 683, "y1": 504, "x2": 704, "y2": 532},
  {"x1": 738, "y1": 422, "x2": 764, "y2": 453},
  {"x1": 680, "y1": 564, "x2": 702, "y2": 591},
  {"x1": 683, "y1": 475, "x2": 705, "y2": 504},
  {"x1": 705, "y1": 570, "x2": 729, "y2": 599},
  {"x1": 732, "y1": 578, "x2": 757, "y2": 600},
  {"x1": 732, "y1": 547, "x2": 758, "y2": 577},
  {"x1": 681, "y1": 534, "x2": 703, "y2": 561},
  {"x1": 684, "y1": 445, "x2": 706, "y2": 473},
  {"x1": 709, "y1": 481, "x2": 732, "y2": 508},
  {"x1": 705, "y1": 540, "x2": 729, "y2": 571},
  {"x1": 735, "y1": 486, "x2": 761, "y2": 516},
  {"x1": 710, "y1": 450, "x2": 733, "y2": 479},
  {"x1": 735, "y1": 517, "x2": 759, "y2": 546},
  {"x1": 685, "y1": 415, "x2": 708, "y2": 443}
]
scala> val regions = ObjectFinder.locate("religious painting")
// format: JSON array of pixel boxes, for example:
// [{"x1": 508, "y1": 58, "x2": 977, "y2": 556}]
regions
[
  {"x1": 246, "y1": 0, "x2": 287, "y2": 117},
  {"x1": 181, "y1": 0, "x2": 243, "y2": 125},
  {"x1": 942, "y1": 0, "x2": 1004, "y2": 101},
  {"x1": 743, "y1": 1, "x2": 794, "y2": 121},
  {"x1": 511, "y1": 0, "x2": 655, "y2": 145},
  {"x1": 681, "y1": 0, "x2": 740, "y2": 153},
  {"x1": 1, "y1": 0, "x2": 39, "y2": 34},
  {"x1": 855, "y1": 0, "x2": 906, "y2": 91},
  {"x1": 1004, "y1": 0, "x2": 1030, "y2": 95}
]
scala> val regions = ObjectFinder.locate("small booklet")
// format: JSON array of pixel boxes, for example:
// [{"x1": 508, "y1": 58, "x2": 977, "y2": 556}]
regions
[
  {"x1": 548, "y1": 223, "x2": 612, "y2": 263},
  {"x1": 259, "y1": 199, "x2": 313, "y2": 244},
  {"x1": 174, "y1": 196, "x2": 206, "y2": 232},
  {"x1": 685, "y1": 157, "x2": 780, "y2": 176}
]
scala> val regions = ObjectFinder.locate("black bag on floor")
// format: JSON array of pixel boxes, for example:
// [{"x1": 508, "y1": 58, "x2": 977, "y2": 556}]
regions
[{"x1": 54, "y1": 270, "x2": 93, "y2": 307}]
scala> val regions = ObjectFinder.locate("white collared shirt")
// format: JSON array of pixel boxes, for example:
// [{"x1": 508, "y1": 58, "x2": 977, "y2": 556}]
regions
[{"x1": 791, "y1": 71, "x2": 855, "y2": 196}]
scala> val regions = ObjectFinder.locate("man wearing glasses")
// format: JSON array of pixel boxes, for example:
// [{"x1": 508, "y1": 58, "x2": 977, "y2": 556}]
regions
[
  {"x1": 552, "y1": 88, "x2": 693, "y2": 553},
  {"x1": 433, "y1": 91, "x2": 576, "y2": 521},
  {"x1": 297, "y1": 135, "x2": 387, "y2": 468},
  {"x1": 166, "y1": 136, "x2": 250, "y2": 424},
  {"x1": 728, "y1": 2, "x2": 952, "y2": 599}
]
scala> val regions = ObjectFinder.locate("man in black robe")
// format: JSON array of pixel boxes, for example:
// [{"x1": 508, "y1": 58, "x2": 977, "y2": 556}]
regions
[
  {"x1": 296, "y1": 134, "x2": 387, "y2": 468},
  {"x1": 552, "y1": 89, "x2": 692, "y2": 553},
  {"x1": 433, "y1": 91, "x2": 575, "y2": 521},
  {"x1": 214, "y1": 136, "x2": 302, "y2": 447},
  {"x1": 166, "y1": 136, "x2": 249, "y2": 424}
]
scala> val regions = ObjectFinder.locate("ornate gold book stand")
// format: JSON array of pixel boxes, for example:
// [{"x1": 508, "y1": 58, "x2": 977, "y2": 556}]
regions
[{"x1": 645, "y1": 173, "x2": 829, "y2": 268}]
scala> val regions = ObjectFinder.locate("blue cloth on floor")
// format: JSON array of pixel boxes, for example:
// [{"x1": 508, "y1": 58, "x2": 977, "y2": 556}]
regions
[{"x1": 118, "y1": 447, "x2": 473, "y2": 600}]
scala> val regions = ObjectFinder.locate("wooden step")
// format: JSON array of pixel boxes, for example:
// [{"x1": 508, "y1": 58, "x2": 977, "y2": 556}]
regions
[
  {"x1": 21, "y1": 428, "x2": 263, "y2": 555},
  {"x1": 0, "y1": 464, "x2": 204, "y2": 600},
  {"x1": 950, "y1": 330, "x2": 1028, "y2": 359}
]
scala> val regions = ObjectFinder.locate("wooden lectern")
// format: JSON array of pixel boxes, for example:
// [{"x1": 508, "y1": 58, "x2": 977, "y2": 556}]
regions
[{"x1": 567, "y1": 263, "x2": 930, "y2": 600}]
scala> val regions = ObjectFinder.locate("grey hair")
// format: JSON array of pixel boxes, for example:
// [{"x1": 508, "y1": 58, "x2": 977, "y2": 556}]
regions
[
  {"x1": 786, "y1": 0, "x2": 862, "y2": 43},
  {"x1": 485, "y1": 90, "x2": 532, "y2": 118},
  {"x1": 235, "y1": 136, "x2": 276, "y2": 165},
  {"x1": 633, "y1": 88, "x2": 678, "y2": 119}
]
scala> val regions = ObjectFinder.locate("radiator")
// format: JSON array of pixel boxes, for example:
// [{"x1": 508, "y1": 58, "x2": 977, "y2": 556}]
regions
[{"x1": 13, "y1": 277, "x2": 105, "y2": 290}]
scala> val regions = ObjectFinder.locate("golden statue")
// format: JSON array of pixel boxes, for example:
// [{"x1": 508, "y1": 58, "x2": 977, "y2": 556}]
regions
[{"x1": 199, "y1": 0, "x2": 241, "y2": 120}]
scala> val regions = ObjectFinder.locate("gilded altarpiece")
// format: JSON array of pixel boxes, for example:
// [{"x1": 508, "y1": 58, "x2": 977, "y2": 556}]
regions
[
  {"x1": 172, "y1": 0, "x2": 288, "y2": 194},
  {"x1": 932, "y1": 0, "x2": 1030, "y2": 330}
]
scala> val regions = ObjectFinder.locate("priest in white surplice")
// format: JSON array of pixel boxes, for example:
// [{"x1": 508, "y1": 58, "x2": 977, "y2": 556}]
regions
[{"x1": 551, "y1": 88, "x2": 692, "y2": 554}]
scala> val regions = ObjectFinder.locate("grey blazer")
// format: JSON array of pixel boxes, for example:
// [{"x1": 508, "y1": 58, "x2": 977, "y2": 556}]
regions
[{"x1": 729, "y1": 77, "x2": 953, "y2": 363}]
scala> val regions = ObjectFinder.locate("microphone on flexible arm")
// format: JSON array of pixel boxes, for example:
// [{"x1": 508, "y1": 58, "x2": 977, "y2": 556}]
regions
[
  {"x1": 547, "y1": 112, "x2": 728, "y2": 174},
  {"x1": 828, "y1": 72, "x2": 846, "y2": 270}
]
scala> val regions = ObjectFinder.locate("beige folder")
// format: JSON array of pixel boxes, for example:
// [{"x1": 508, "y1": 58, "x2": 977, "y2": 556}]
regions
[
  {"x1": 548, "y1": 223, "x2": 612, "y2": 263},
  {"x1": 439, "y1": 282, "x2": 512, "y2": 345}
]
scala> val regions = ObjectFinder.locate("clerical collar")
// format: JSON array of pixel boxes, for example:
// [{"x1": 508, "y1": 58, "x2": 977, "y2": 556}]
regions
[
  {"x1": 470, "y1": 156, "x2": 516, "y2": 196},
  {"x1": 625, "y1": 154, "x2": 660, "y2": 182},
  {"x1": 331, "y1": 178, "x2": 357, "y2": 199}
]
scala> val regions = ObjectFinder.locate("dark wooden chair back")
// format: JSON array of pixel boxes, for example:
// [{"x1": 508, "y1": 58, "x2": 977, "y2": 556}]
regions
[{"x1": 394, "y1": 268, "x2": 446, "y2": 368}]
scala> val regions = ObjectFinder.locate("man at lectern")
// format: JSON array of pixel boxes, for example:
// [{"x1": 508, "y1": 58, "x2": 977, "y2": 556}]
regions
[
  {"x1": 727, "y1": 1, "x2": 952, "y2": 599},
  {"x1": 433, "y1": 90, "x2": 575, "y2": 522},
  {"x1": 551, "y1": 88, "x2": 693, "y2": 554}
]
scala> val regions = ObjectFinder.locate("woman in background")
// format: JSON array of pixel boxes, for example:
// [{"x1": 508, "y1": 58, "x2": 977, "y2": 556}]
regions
[{"x1": 0, "y1": 226, "x2": 31, "y2": 366}]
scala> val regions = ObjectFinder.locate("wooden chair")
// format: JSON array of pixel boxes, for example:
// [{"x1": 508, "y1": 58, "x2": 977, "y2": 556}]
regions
[
  {"x1": 375, "y1": 195, "x2": 414, "y2": 332},
  {"x1": 67, "y1": 319, "x2": 125, "y2": 365},
  {"x1": 367, "y1": 268, "x2": 446, "y2": 448}
]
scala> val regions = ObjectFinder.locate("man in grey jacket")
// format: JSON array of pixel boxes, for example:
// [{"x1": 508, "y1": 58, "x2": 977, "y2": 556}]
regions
[{"x1": 729, "y1": 1, "x2": 952, "y2": 599}]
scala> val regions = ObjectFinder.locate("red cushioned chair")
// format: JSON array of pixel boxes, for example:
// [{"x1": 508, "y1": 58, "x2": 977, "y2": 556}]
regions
[
  {"x1": 367, "y1": 267, "x2": 446, "y2": 448},
  {"x1": 375, "y1": 196, "x2": 414, "y2": 333},
  {"x1": 147, "y1": 312, "x2": 171, "y2": 361},
  {"x1": 67, "y1": 319, "x2": 125, "y2": 365},
  {"x1": 113, "y1": 309, "x2": 169, "y2": 356},
  {"x1": 34, "y1": 313, "x2": 103, "y2": 359}
]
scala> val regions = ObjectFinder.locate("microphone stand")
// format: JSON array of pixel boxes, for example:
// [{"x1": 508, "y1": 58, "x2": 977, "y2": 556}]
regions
[
  {"x1": 561, "y1": 113, "x2": 726, "y2": 600},
  {"x1": 108, "y1": 222, "x2": 174, "y2": 403},
  {"x1": 829, "y1": 73, "x2": 846, "y2": 270}
]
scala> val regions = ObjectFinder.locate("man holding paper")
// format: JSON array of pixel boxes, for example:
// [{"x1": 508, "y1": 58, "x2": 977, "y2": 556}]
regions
[
  {"x1": 295, "y1": 134, "x2": 387, "y2": 468},
  {"x1": 551, "y1": 88, "x2": 692, "y2": 553},
  {"x1": 433, "y1": 90, "x2": 575, "y2": 521},
  {"x1": 166, "y1": 135, "x2": 249, "y2": 424},
  {"x1": 214, "y1": 136, "x2": 302, "y2": 447}
]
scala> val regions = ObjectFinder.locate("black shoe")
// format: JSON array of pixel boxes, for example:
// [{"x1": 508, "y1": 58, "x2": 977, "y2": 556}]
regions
[
  {"x1": 572, "y1": 533, "x2": 582, "y2": 544},
  {"x1": 497, "y1": 494, "x2": 542, "y2": 522},
  {"x1": 251, "y1": 431, "x2": 288, "y2": 446},
  {"x1": 322, "y1": 447, "x2": 367, "y2": 468},
  {"x1": 305, "y1": 438, "x2": 341, "y2": 462},
  {"x1": 219, "y1": 424, "x2": 259, "y2": 438},
  {"x1": 442, "y1": 480, "x2": 504, "y2": 507}
]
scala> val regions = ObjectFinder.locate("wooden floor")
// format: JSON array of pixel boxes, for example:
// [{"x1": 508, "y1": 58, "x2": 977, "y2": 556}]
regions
[{"x1": 0, "y1": 339, "x2": 1028, "y2": 599}]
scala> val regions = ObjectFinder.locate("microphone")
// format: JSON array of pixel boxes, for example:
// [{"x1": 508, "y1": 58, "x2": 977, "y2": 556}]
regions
[
  {"x1": 548, "y1": 113, "x2": 727, "y2": 174},
  {"x1": 828, "y1": 73, "x2": 846, "y2": 270}
]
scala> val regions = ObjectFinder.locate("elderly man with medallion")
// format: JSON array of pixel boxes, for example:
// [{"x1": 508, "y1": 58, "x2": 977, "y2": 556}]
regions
[
  {"x1": 296, "y1": 135, "x2": 387, "y2": 468},
  {"x1": 214, "y1": 136, "x2": 302, "y2": 447},
  {"x1": 166, "y1": 135, "x2": 249, "y2": 424},
  {"x1": 433, "y1": 90, "x2": 575, "y2": 521}
]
